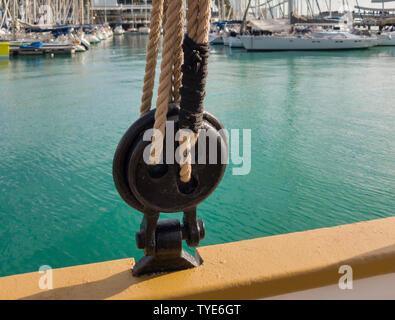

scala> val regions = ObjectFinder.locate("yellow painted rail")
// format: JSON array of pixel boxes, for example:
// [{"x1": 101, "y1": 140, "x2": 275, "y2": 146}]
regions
[{"x1": 1, "y1": 216, "x2": 395, "y2": 299}]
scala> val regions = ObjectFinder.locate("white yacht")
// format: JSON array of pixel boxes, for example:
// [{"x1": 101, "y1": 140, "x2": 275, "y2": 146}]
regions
[
  {"x1": 377, "y1": 26, "x2": 395, "y2": 46},
  {"x1": 114, "y1": 26, "x2": 125, "y2": 35},
  {"x1": 138, "y1": 27, "x2": 150, "y2": 35},
  {"x1": 105, "y1": 26, "x2": 113, "y2": 38},
  {"x1": 229, "y1": 36, "x2": 243, "y2": 48},
  {"x1": 80, "y1": 36, "x2": 90, "y2": 50},
  {"x1": 378, "y1": 32, "x2": 395, "y2": 46},
  {"x1": 222, "y1": 23, "x2": 243, "y2": 46},
  {"x1": 209, "y1": 30, "x2": 224, "y2": 44},
  {"x1": 74, "y1": 44, "x2": 86, "y2": 52},
  {"x1": 241, "y1": 34, "x2": 377, "y2": 51},
  {"x1": 86, "y1": 31, "x2": 101, "y2": 44},
  {"x1": 222, "y1": 34, "x2": 230, "y2": 46},
  {"x1": 240, "y1": 12, "x2": 377, "y2": 51},
  {"x1": 87, "y1": 34, "x2": 100, "y2": 44}
]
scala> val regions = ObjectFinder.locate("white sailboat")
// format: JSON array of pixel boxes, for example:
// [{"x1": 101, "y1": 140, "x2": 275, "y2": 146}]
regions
[
  {"x1": 240, "y1": 3, "x2": 377, "y2": 51},
  {"x1": 139, "y1": 0, "x2": 150, "y2": 34},
  {"x1": 222, "y1": 21, "x2": 244, "y2": 47},
  {"x1": 86, "y1": 31, "x2": 101, "y2": 44},
  {"x1": 378, "y1": 30, "x2": 395, "y2": 46},
  {"x1": 209, "y1": 0, "x2": 225, "y2": 44},
  {"x1": 223, "y1": 0, "x2": 251, "y2": 48},
  {"x1": 80, "y1": 36, "x2": 90, "y2": 50},
  {"x1": 222, "y1": 34, "x2": 230, "y2": 45},
  {"x1": 374, "y1": 0, "x2": 395, "y2": 46},
  {"x1": 209, "y1": 29, "x2": 224, "y2": 44},
  {"x1": 138, "y1": 26, "x2": 150, "y2": 34},
  {"x1": 228, "y1": 35, "x2": 244, "y2": 48},
  {"x1": 114, "y1": 25, "x2": 125, "y2": 35},
  {"x1": 241, "y1": 34, "x2": 377, "y2": 51}
]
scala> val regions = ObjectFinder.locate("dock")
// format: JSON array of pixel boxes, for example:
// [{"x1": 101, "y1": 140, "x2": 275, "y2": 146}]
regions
[{"x1": 9, "y1": 45, "x2": 75, "y2": 56}]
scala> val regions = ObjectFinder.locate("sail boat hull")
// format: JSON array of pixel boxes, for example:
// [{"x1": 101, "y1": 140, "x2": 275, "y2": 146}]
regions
[
  {"x1": 377, "y1": 32, "x2": 395, "y2": 46},
  {"x1": 209, "y1": 33, "x2": 224, "y2": 44},
  {"x1": 228, "y1": 36, "x2": 243, "y2": 48},
  {"x1": 240, "y1": 35, "x2": 378, "y2": 51}
]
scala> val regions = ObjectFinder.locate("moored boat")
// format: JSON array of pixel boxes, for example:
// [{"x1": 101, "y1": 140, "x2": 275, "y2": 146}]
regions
[
  {"x1": 240, "y1": 10, "x2": 378, "y2": 51},
  {"x1": 209, "y1": 32, "x2": 224, "y2": 44},
  {"x1": 222, "y1": 34, "x2": 230, "y2": 46},
  {"x1": 240, "y1": 34, "x2": 377, "y2": 51},
  {"x1": 80, "y1": 37, "x2": 90, "y2": 50},
  {"x1": 126, "y1": 27, "x2": 139, "y2": 34},
  {"x1": 378, "y1": 32, "x2": 395, "y2": 46},
  {"x1": 74, "y1": 44, "x2": 86, "y2": 52},
  {"x1": 138, "y1": 26, "x2": 150, "y2": 34},
  {"x1": 228, "y1": 30, "x2": 244, "y2": 48},
  {"x1": 377, "y1": 26, "x2": 395, "y2": 46},
  {"x1": 18, "y1": 41, "x2": 44, "y2": 55},
  {"x1": 86, "y1": 33, "x2": 100, "y2": 44},
  {"x1": 114, "y1": 25, "x2": 125, "y2": 35}
]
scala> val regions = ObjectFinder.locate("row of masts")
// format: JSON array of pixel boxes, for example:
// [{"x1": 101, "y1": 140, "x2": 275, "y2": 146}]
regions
[
  {"x1": 0, "y1": 0, "x2": 156, "y2": 31},
  {"x1": 1, "y1": 0, "x2": 349, "y2": 28},
  {"x1": 216, "y1": 0, "x2": 354, "y2": 21},
  {"x1": 0, "y1": 0, "x2": 94, "y2": 31},
  {"x1": 1, "y1": 0, "x2": 393, "y2": 34}
]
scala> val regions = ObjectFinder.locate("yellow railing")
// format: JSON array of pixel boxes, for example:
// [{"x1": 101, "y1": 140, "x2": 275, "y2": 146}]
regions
[{"x1": 1, "y1": 216, "x2": 395, "y2": 299}]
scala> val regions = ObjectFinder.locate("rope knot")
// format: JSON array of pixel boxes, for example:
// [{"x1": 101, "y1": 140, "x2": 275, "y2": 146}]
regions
[
  {"x1": 182, "y1": 35, "x2": 209, "y2": 75},
  {"x1": 190, "y1": 49, "x2": 202, "y2": 73}
]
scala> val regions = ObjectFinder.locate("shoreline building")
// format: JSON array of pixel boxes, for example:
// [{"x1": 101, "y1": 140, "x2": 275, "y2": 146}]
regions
[{"x1": 91, "y1": 0, "x2": 152, "y2": 27}]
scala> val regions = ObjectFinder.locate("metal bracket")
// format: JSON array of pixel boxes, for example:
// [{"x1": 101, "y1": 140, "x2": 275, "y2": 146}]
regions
[{"x1": 133, "y1": 208, "x2": 205, "y2": 277}]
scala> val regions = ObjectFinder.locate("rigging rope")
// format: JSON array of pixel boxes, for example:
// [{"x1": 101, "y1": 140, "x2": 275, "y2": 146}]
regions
[
  {"x1": 171, "y1": 0, "x2": 184, "y2": 104},
  {"x1": 139, "y1": 0, "x2": 164, "y2": 116},
  {"x1": 140, "y1": 0, "x2": 211, "y2": 183},
  {"x1": 178, "y1": 0, "x2": 211, "y2": 183}
]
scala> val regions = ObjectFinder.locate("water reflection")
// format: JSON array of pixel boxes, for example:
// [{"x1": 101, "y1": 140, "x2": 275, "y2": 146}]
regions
[{"x1": 0, "y1": 36, "x2": 394, "y2": 278}]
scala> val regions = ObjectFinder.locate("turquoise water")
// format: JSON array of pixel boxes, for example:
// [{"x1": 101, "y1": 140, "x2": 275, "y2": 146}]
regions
[{"x1": 0, "y1": 36, "x2": 394, "y2": 277}]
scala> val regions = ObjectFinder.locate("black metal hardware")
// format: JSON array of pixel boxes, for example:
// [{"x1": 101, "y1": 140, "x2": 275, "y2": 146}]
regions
[
  {"x1": 133, "y1": 211, "x2": 205, "y2": 276},
  {"x1": 113, "y1": 104, "x2": 228, "y2": 276}
]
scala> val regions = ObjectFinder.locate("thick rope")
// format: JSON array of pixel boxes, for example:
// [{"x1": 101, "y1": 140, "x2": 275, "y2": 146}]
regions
[
  {"x1": 150, "y1": 0, "x2": 180, "y2": 165},
  {"x1": 187, "y1": 0, "x2": 198, "y2": 41},
  {"x1": 171, "y1": 0, "x2": 184, "y2": 103},
  {"x1": 143, "y1": 0, "x2": 211, "y2": 183},
  {"x1": 139, "y1": 0, "x2": 164, "y2": 116},
  {"x1": 197, "y1": 0, "x2": 211, "y2": 44},
  {"x1": 178, "y1": 0, "x2": 211, "y2": 183}
]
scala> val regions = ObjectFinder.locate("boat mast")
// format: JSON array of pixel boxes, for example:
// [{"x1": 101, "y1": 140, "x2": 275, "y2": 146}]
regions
[
  {"x1": 240, "y1": 0, "x2": 252, "y2": 34},
  {"x1": 34, "y1": 0, "x2": 36, "y2": 23},
  {"x1": 382, "y1": 0, "x2": 385, "y2": 18},
  {"x1": 12, "y1": 0, "x2": 16, "y2": 40},
  {"x1": 288, "y1": 0, "x2": 293, "y2": 21},
  {"x1": 80, "y1": 0, "x2": 84, "y2": 25},
  {"x1": 104, "y1": 0, "x2": 107, "y2": 24}
]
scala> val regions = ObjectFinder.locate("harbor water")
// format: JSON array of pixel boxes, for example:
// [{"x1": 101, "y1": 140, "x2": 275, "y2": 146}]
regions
[{"x1": 0, "y1": 36, "x2": 394, "y2": 277}]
